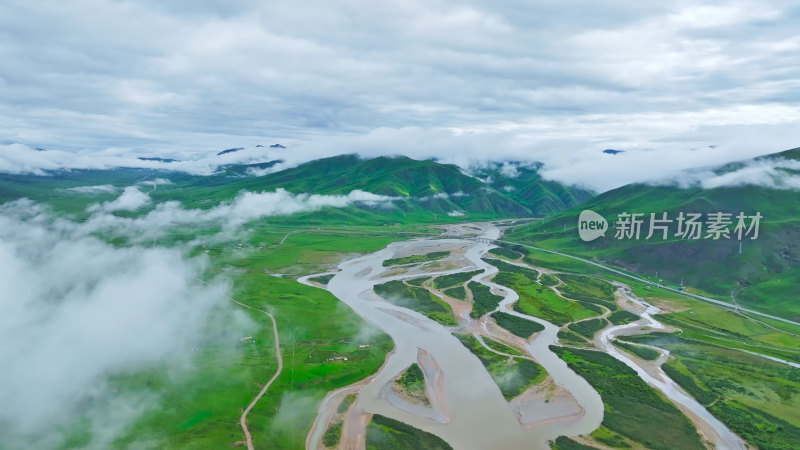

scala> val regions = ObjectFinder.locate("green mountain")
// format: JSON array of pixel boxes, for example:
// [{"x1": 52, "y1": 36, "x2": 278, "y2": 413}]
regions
[
  {"x1": 469, "y1": 161, "x2": 594, "y2": 216},
  {"x1": 0, "y1": 154, "x2": 592, "y2": 222},
  {"x1": 505, "y1": 147, "x2": 800, "y2": 320}
]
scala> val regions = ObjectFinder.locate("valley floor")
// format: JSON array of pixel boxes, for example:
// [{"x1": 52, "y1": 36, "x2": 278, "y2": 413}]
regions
[{"x1": 297, "y1": 221, "x2": 800, "y2": 450}]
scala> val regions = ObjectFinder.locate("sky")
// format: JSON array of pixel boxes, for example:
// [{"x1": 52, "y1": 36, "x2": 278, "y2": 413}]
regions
[{"x1": 1, "y1": 0, "x2": 800, "y2": 190}]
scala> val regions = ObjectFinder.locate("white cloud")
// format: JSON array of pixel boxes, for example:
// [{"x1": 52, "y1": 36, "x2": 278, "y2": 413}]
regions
[
  {"x1": 0, "y1": 206, "x2": 234, "y2": 447},
  {"x1": 88, "y1": 186, "x2": 151, "y2": 212},
  {"x1": 139, "y1": 177, "x2": 173, "y2": 186},
  {"x1": 65, "y1": 184, "x2": 118, "y2": 194},
  {"x1": 59, "y1": 188, "x2": 397, "y2": 244},
  {"x1": 0, "y1": 143, "x2": 288, "y2": 176},
  {"x1": 658, "y1": 158, "x2": 800, "y2": 190},
  {"x1": 499, "y1": 162, "x2": 519, "y2": 178}
]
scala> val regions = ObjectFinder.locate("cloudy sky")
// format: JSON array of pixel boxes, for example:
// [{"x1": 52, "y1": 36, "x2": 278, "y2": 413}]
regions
[{"x1": 1, "y1": 0, "x2": 799, "y2": 190}]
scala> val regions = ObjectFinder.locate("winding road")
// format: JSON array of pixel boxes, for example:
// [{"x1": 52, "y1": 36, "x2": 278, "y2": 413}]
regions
[{"x1": 230, "y1": 297, "x2": 283, "y2": 450}]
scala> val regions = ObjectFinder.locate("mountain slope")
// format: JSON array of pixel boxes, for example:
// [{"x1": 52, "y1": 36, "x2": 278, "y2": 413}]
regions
[
  {"x1": 470, "y1": 161, "x2": 594, "y2": 216},
  {"x1": 0, "y1": 154, "x2": 594, "y2": 222},
  {"x1": 505, "y1": 147, "x2": 800, "y2": 320}
]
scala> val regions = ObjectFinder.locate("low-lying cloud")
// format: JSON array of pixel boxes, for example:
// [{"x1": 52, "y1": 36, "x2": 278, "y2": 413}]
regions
[
  {"x1": 0, "y1": 143, "x2": 289, "y2": 176},
  {"x1": 64, "y1": 184, "x2": 118, "y2": 194},
  {"x1": 658, "y1": 157, "x2": 800, "y2": 190},
  {"x1": 88, "y1": 186, "x2": 151, "y2": 212},
  {"x1": 0, "y1": 205, "x2": 233, "y2": 448},
  {"x1": 74, "y1": 187, "x2": 398, "y2": 243},
  {"x1": 0, "y1": 182, "x2": 398, "y2": 446}
]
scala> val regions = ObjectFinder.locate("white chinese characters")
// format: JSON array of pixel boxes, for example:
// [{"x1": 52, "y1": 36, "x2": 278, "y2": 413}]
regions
[{"x1": 613, "y1": 211, "x2": 761, "y2": 240}]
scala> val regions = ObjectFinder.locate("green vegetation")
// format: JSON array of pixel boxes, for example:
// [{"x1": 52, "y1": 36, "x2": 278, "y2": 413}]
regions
[
  {"x1": 432, "y1": 270, "x2": 482, "y2": 289},
  {"x1": 661, "y1": 364, "x2": 717, "y2": 406},
  {"x1": 457, "y1": 335, "x2": 545, "y2": 400},
  {"x1": 395, "y1": 363, "x2": 429, "y2": 405},
  {"x1": 608, "y1": 309, "x2": 639, "y2": 325},
  {"x1": 557, "y1": 274, "x2": 617, "y2": 310},
  {"x1": 383, "y1": 251, "x2": 450, "y2": 267},
  {"x1": 551, "y1": 436, "x2": 597, "y2": 450},
  {"x1": 567, "y1": 318, "x2": 608, "y2": 339},
  {"x1": 628, "y1": 334, "x2": 800, "y2": 449},
  {"x1": 482, "y1": 336, "x2": 524, "y2": 356},
  {"x1": 79, "y1": 225, "x2": 403, "y2": 449},
  {"x1": 490, "y1": 258, "x2": 539, "y2": 281},
  {"x1": 489, "y1": 246, "x2": 523, "y2": 260},
  {"x1": 406, "y1": 277, "x2": 429, "y2": 287},
  {"x1": 613, "y1": 340, "x2": 660, "y2": 361},
  {"x1": 487, "y1": 258, "x2": 599, "y2": 326},
  {"x1": 651, "y1": 300, "x2": 800, "y2": 364},
  {"x1": 366, "y1": 414, "x2": 452, "y2": 450},
  {"x1": 467, "y1": 281, "x2": 504, "y2": 319},
  {"x1": 539, "y1": 273, "x2": 560, "y2": 286},
  {"x1": 337, "y1": 393, "x2": 357, "y2": 414},
  {"x1": 374, "y1": 280, "x2": 457, "y2": 326},
  {"x1": 557, "y1": 330, "x2": 588, "y2": 346},
  {"x1": 322, "y1": 421, "x2": 343, "y2": 447},
  {"x1": 504, "y1": 147, "x2": 800, "y2": 320},
  {"x1": 552, "y1": 346, "x2": 704, "y2": 450},
  {"x1": 109, "y1": 272, "x2": 393, "y2": 449},
  {"x1": 443, "y1": 285, "x2": 467, "y2": 300},
  {"x1": 468, "y1": 161, "x2": 593, "y2": 216},
  {"x1": 490, "y1": 311, "x2": 544, "y2": 339},
  {"x1": 309, "y1": 273, "x2": 334, "y2": 285}
]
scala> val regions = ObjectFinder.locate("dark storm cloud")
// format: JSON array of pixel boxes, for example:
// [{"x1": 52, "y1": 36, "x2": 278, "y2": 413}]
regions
[{"x1": 0, "y1": 0, "x2": 799, "y2": 190}]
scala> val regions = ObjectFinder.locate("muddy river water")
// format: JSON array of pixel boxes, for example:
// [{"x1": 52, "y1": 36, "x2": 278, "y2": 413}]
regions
[{"x1": 305, "y1": 222, "x2": 746, "y2": 449}]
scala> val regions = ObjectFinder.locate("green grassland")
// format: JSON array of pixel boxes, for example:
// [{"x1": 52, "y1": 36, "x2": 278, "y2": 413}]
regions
[
  {"x1": 432, "y1": 270, "x2": 483, "y2": 289},
  {"x1": 406, "y1": 276, "x2": 430, "y2": 287},
  {"x1": 551, "y1": 347, "x2": 704, "y2": 450},
  {"x1": 309, "y1": 273, "x2": 334, "y2": 285},
  {"x1": 383, "y1": 251, "x2": 450, "y2": 267},
  {"x1": 469, "y1": 161, "x2": 594, "y2": 216},
  {"x1": 395, "y1": 364, "x2": 429, "y2": 405},
  {"x1": 456, "y1": 335, "x2": 545, "y2": 401},
  {"x1": 556, "y1": 329, "x2": 591, "y2": 347},
  {"x1": 551, "y1": 436, "x2": 597, "y2": 450},
  {"x1": 442, "y1": 285, "x2": 467, "y2": 300},
  {"x1": 612, "y1": 340, "x2": 660, "y2": 360},
  {"x1": 482, "y1": 336, "x2": 524, "y2": 356},
  {"x1": 488, "y1": 246, "x2": 524, "y2": 260},
  {"x1": 634, "y1": 294, "x2": 800, "y2": 364},
  {"x1": 556, "y1": 274, "x2": 617, "y2": 311},
  {"x1": 489, "y1": 265, "x2": 598, "y2": 326},
  {"x1": 374, "y1": 280, "x2": 458, "y2": 326},
  {"x1": 607, "y1": 309, "x2": 639, "y2": 325},
  {"x1": 366, "y1": 414, "x2": 452, "y2": 450},
  {"x1": 503, "y1": 148, "x2": 800, "y2": 320},
  {"x1": 84, "y1": 224, "x2": 402, "y2": 449},
  {"x1": 539, "y1": 273, "x2": 560, "y2": 286},
  {"x1": 322, "y1": 421, "x2": 343, "y2": 447},
  {"x1": 625, "y1": 334, "x2": 800, "y2": 449},
  {"x1": 491, "y1": 311, "x2": 544, "y2": 339},
  {"x1": 467, "y1": 281, "x2": 505, "y2": 319},
  {"x1": 567, "y1": 318, "x2": 608, "y2": 339},
  {"x1": 104, "y1": 274, "x2": 393, "y2": 449}
]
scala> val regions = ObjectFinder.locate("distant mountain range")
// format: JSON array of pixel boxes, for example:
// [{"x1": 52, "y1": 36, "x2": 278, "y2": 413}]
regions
[
  {"x1": 0, "y1": 154, "x2": 590, "y2": 220},
  {"x1": 3, "y1": 147, "x2": 798, "y2": 321},
  {"x1": 506, "y1": 147, "x2": 800, "y2": 320}
]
